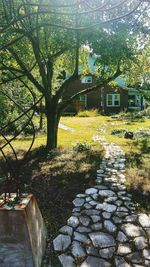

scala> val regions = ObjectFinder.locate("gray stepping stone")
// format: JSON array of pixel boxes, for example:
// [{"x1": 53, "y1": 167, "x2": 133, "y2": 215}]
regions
[
  {"x1": 138, "y1": 214, "x2": 150, "y2": 228},
  {"x1": 85, "y1": 188, "x2": 98, "y2": 195},
  {"x1": 143, "y1": 249, "x2": 150, "y2": 260},
  {"x1": 127, "y1": 251, "x2": 143, "y2": 264},
  {"x1": 98, "y1": 190, "x2": 116, "y2": 198},
  {"x1": 73, "y1": 198, "x2": 85, "y2": 207},
  {"x1": 115, "y1": 256, "x2": 131, "y2": 267},
  {"x1": 67, "y1": 216, "x2": 79, "y2": 228},
  {"x1": 53, "y1": 234, "x2": 71, "y2": 251},
  {"x1": 117, "y1": 231, "x2": 128, "y2": 242},
  {"x1": 89, "y1": 232, "x2": 116, "y2": 248},
  {"x1": 102, "y1": 212, "x2": 111, "y2": 219},
  {"x1": 90, "y1": 215, "x2": 100, "y2": 223},
  {"x1": 91, "y1": 223, "x2": 103, "y2": 231},
  {"x1": 96, "y1": 203, "x2": 117, "y2": 213},
  {"x1": 80, "y1": 256, "x2": 111, "y2": 267},
  {"x1": 71, "y1": 241, "x2": 86, "y2": 257},
  {"x1": 58, "y1": 254, "x2": 75, "y2": 267},
  {"x1": 134, "y1": 236, "x2": 148, "y2": 250},
  {"x1": 79, "y1": 216, "x2": 90, "y2": 227},
  {"x1": 117, "y1": 243, "x2": 132, "y2": 255},
  {"x1": 74, "y1": 232, "x2": 90, "y2": 244},
  {"x1": 86, "y1": 245, "x2": 99, "y2": 256},
  {"x1": 121, "y1": 223, "x2": 144, "y2": 237},
  {"x1": 104, "y1": 220, "x2": 117, "y2": 233},
  {"x1": 59, "y1": 225, "x2": 73, "y2": 236},
  {"x1": 76, "y1": 226, "x2": 91, "y2": 233},
  {"x1": 99, "y1": 247, "x2": 115, "y2": 259}
]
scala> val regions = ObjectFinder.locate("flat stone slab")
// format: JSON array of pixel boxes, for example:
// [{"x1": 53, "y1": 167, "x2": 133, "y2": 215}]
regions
[
  {"x1": 72, "y1": 241, "x2": 86, "y2": 257},
  {"x1": 96, "y1": 203, "x2": 117, "y2": 212},
  {"x1": 138, "y1": 214, "x2": 150, "y2": 228},
  {"x1": 121, "y1": 223, "x2": 144, "y2": 237},
  {"x1": 53, "y1": 234, "x2": 71, "y2": 251},
  {"x1": 89, "y1": 232, "x2": 116, "y2": 248},
  {"x1": 58, "y1": 254, "x2": 75, "y2": 267},
  {"x1": 80, "y1": 256, "x2": 111, "y2": 267}
]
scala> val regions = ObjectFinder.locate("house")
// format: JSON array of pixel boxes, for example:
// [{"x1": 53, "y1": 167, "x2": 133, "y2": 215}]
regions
[{"x1": 64, "y1": 74, "x2": 145, "y2": 115}]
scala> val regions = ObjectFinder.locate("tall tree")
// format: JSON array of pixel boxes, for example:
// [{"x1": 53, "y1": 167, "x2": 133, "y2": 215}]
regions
[{"x1": 0, "y1": 0, "x2": 149, "y2": 149}]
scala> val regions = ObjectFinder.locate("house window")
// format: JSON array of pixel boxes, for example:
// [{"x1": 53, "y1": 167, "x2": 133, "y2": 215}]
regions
[
  {"x1": 80, "y1": 95, "x2": 87, "y2": 108},
  {"x1": 81, "y1": 76, "x2": 93, "y2": 84},
  {"x1": 106, "y1": 94, "x2": 120, "y2": 107}
]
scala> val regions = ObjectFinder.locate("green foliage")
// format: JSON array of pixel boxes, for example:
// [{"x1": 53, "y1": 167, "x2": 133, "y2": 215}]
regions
[
  {"x1": 73, "y1": 142, "x2": 91, "y2": 152},
  {"x1": 77, "y1": 109, "x2": 99, "y2": 117}
]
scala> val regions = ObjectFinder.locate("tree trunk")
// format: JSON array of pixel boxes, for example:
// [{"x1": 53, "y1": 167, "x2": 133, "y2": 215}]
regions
[
  {"x1": 45, "y1": 99, "x2": 60, "y2": 150},
  {"x1": 39, "y1": 99, "x2": 43, "y2": 130}
]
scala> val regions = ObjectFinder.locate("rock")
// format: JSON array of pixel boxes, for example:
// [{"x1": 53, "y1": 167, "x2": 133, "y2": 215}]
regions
[
  {"x1": 115, "y1": 212, "x2": 129, "y2": 218},
  {"x1": 143, "y1": 249, "x2": 150, "y2": 260},
  {"x1": 124, "y1": 131, "x2": 134, "y2": 139},
  {"x1": 127, "y1": 251, "x2": 143, "y2": 264},
  {"x1": 71, "y1": 241, "x2": 86, "y2": 258},
  {"x1": 76, "y1": 226, "x2": 91, "y2": 233},
  {"x1": 89, "y1": 232, "x2": 116, "y2": 248},
  {"x1": 79, "y1": 216, "x2": 90, "y2": 227},
  {"x1": 59, "y1": 225, "x2": 73, "y2": 236},
  {"x1": 80, "y1": 256, "x2": 111, "y2": 267},
  {"x1": 73, "y1": 198, "x2": 85, "y2": 207},
  {"x1": 117, "y1": 231, "x2": 128, "y2": 242},
  {"x1": 96, "y1": 203, "x2": 117, "y2": 213},
  {"x1": 124, "y1": 215, "x2": 137, "y2": 222},
  {"x1": 85, "y1": 188, "x2": 98, "y2": 195},
  {"x1": 91, "y1": 223, "x2": 103, "y2": 231},
  {"x1": 58, "y1": 254, "x2": 75, "y2": 267},
  {"x1": 113, "y1": 216, "x2": 123, "y2": 224},
  {"x1": 95, "y1": 185, "x2": 107, "y2": 190},
  {"x1": 77, "y1": 194, "x2": 86, "y2": 198},
  {"x1": 72, "y1": 207, "x2": 81, "y2": 213},
  {"x1": 84, "y1": 203, "x2": 92, "y2": 209},
  {"x1": 102, "y1": 212, "x2": 111, "y2": 219},
  {"x1": 86, "y1": 245, "x2": 99, "y2": 256},
  {"x1": 91, "y1": 215, "x2": 101, "y2": 223},
  {"x1": 134, "y1": 236, "x2": 148, "y2": 250},
  {"x1": 86, "y1": 196, "x2": 92, "y2": 202},
  {"x1": 92, "y1": 193, "x2": 99, "y2": 200},
  {"x1": 117, "y1": 243, "x2": 132, "y2": 255},
  {"x1": 98, "y1": 190, "x2": 116, "y2": 198},
  {"x1": 138, "y1": 214, "x2": 150, "y2": 228},
  {"x1": 82, "y1": 209, "x2": 100, "y2": 216},
  {"x1": 117, "y1": 207, "x2": 129, "y2": 212},
  {"x1": 121, "y1": 223, "x2": 144, "y2": 237},
  {"x1": 99, "y1": 247, "x2": 115, "y2": 259},
  {"x1": 104, "y1": 220, "x2": 117, "y2": 233},
  {"x1": 74, "y1": 232, "x2": 90, "y2": 244},
  {"x1": 115, "y1": 256, "x2": 131, "y2": 267},
  {"x1": 67, "y1": 216, "x2": 79, "y2": 228},
  {"x1": 89, "y1": 200, "x2": 98, "y2": 206},
  {"x1": 53, "y1": 234, "x2": 71, "y2": 251}
]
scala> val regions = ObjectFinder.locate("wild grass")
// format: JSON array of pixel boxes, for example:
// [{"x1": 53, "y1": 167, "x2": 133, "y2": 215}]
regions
[{"x1": 76, "y1": 109, "x2": 99, "y2": 117}]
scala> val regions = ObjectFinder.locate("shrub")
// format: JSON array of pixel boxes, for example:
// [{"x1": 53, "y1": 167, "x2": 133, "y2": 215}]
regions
[
  {"x1": 77, "y1": 109, "x2": 99, "y2": 117},
  {"x1": 111, "y1": 129, "x2": 126, "y2": 136},
  {"x1": 73, "y1": 142, "x2": 91, "y2": 152}
]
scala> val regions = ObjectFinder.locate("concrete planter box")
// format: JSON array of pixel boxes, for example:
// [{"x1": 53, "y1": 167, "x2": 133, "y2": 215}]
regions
[{"x1": 0, "y1": 194, "x2": 47, "y2": 267}]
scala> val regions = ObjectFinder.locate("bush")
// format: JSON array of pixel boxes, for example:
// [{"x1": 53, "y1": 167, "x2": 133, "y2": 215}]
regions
[
  {"x1": 73, "y1": 142, "x2": 91, "y2": 152},
  {"x1": 77, "y1": 109, "x2": 99, "y2": 117},
  {"x1": 111, "y1": 129, "x2": 126, "y2": 136}
]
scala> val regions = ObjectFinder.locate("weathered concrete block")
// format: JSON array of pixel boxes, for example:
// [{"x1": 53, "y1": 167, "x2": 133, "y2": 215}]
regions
[{"x1": 0, "y1": 194, "x2": 47, "y2": 267}]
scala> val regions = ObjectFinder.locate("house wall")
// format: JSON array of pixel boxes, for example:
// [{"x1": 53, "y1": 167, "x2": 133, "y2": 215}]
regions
[
  {"x1": 63, "y1": 76, "x2": 128, "y2": 114},
  {"x1": 101, "y1": 86, "x2": 128, "y2": 115}
]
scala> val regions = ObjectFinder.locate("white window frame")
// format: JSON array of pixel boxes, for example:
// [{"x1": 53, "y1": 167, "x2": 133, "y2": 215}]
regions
[
  {"x1": 81, "y1": 76, "x2": 93, "y2": 84},
  {"x1": 106, "y1": 94, "x2": 120, "y2": 107},
  {"x1": 79, "y1": 95, "x2": 87, "y2": 108}
]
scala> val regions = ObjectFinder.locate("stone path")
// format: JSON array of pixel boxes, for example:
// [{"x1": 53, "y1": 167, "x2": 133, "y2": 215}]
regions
[{"x1": 53, "y1": 142, "x2": 150, "y2": 267}]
